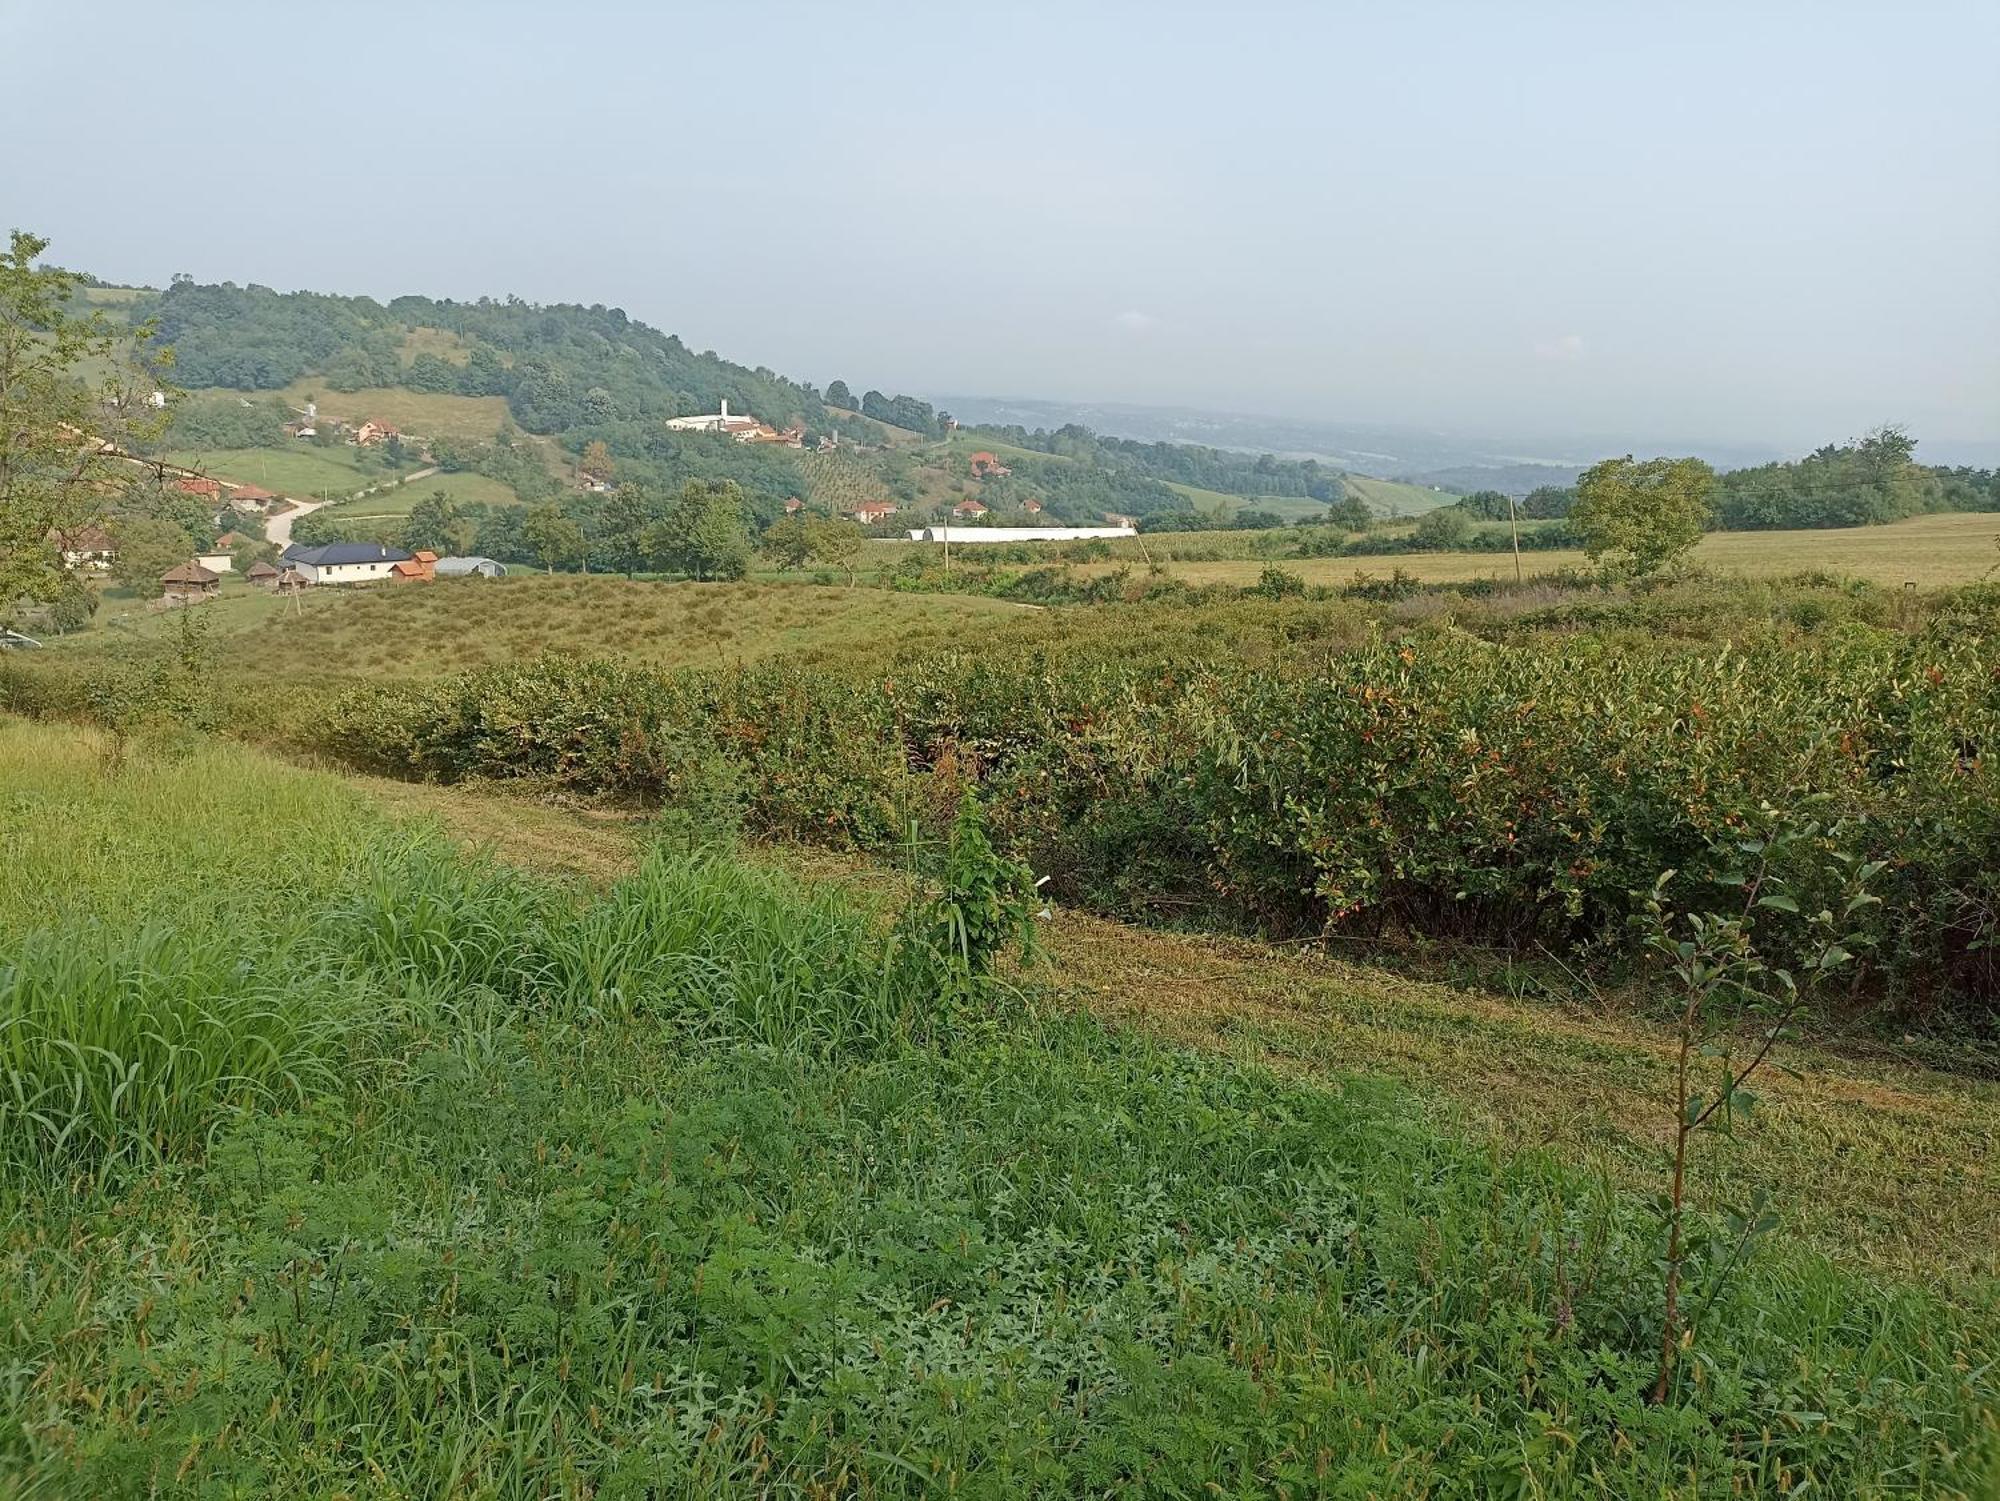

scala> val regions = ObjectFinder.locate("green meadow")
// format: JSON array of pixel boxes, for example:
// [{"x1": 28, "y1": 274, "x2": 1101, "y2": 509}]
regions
[{"x1": 0, "y1": 715, "x2": 1995, "y2": 1497}]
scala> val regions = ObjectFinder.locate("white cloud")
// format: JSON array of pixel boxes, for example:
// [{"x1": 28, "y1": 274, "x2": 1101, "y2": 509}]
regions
[{"x1": 1534, "y1": 333, "x2": 1586, "y2": 361}]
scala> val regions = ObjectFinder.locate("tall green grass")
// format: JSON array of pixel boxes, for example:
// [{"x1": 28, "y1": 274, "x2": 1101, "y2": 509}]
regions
[{"x1": 1, "y1": 719, "x2": 1995, "y2": 1496}]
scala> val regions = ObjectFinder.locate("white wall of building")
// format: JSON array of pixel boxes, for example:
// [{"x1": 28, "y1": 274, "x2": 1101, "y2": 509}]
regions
[{"x1": 903, "y1": 526, "x2": 1137, "y2": 544}]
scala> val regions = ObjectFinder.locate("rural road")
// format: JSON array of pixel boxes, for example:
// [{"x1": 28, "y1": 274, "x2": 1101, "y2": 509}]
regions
[{"x1": 263, "y1": 466, "x2": 439, "y2": 550}]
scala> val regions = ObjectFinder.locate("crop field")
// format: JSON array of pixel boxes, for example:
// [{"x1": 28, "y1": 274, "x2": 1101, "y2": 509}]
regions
[
  {"x1": 163, "y1": 444, "x2": 377, "y2": 499},
  {"x1": 1, "y1": 715, "x2": 1994, "y2": 1496}
]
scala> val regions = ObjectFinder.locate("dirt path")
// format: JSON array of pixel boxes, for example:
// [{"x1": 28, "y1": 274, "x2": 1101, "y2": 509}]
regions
[{"x1": 347, "y1": 772, "x2": 2000, "y2": 1284}]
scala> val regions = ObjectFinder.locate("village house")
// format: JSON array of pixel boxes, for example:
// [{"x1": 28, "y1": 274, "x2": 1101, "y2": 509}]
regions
[
  {"x1": 281, "y1": 541, "x2": 413, "y2": 584},
  {"x1": 967, "y1": 452, "x2": 1011, "y2": 479},
  {"x1": 907, "y1": 525, "x2": 1137, "y2": 544},
  {"x1": 1021, "y1": 498, "x2": 1043, "y2": 515},
  {"x1": 1103, "y1": 511, "x2": 1139, "y2": 527},
  {"x1": 160, "y1": 561, "x2": 221, "y2": 603},
  {"x1": 850, "y1": 501, "x2": 899, "y2": 524},
  {"x1": 227, "y1": 484, "x2": 278, "y2": 511},
  {"x1": 390, "y1": 550, "x2": 439, "y2": 583},
  {"x1": 276, "y1": 567, "x2": 310, "y2": 593},
  {"x1": 194, "y1": 546, "x2": 235, "y2": 574},
  {"x1": 353, "y1": 420, "x2": 400, "y2": 447},
  {"x1": 175, "y1": 476, "x2": 222, "y2": 499},
  {"x1": 49, "y1": 524, "x2": 115, "y2": 570},
  {"x1": 951, "y1": 498, "x2": 989, "y2": 519},
  {"x1": 784, "y1": 496, "x2": 804, "y2": 514},
  {"x1": 245, "y1": 560, "x2": 282, "y2": 589}
]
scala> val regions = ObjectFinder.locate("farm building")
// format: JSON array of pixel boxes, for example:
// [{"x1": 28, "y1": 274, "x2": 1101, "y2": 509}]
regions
[
  {"x1": 354, "y1": 421, "x2": 401, "y2": 447},
  {"x1": 160, "y1": 561, "x2": 221, "y2": 602},
  {"x1": 281, "y1": 541, "x2": 413, "y2": 584},
  {"x1": 390, "y1": 551, "x2": 439, "y2": 582},
  {"x1": 227, "y1": 484, "x2": 278, "y2": 511},
  {"x1": 434, "y1": 555, "x2": 508, "y2": 578},
  {"x1": 49, "y1": 525, "x2": 115, "y2": 570},
  {"x1": 904, "y1": 525, "x2": 1137, "y2": 544},
  {"x1": 245, "y1": 561, "x2": 282, "y2": 589}
]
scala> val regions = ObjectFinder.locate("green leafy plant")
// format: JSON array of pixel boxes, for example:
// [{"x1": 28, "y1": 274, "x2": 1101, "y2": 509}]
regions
[{"x1": 1640, "y1": 807, "x2": 1881, "y2": 1403}]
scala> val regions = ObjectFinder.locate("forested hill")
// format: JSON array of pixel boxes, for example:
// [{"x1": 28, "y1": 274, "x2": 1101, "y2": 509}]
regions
[{"x1": 141, "y1": 279, "x2": 840, "y2": 438}]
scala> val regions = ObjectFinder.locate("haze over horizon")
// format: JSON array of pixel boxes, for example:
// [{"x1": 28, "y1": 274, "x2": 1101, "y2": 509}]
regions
[{"x1": 4, "y1": 0, "x2": 1995, "y2": 458}]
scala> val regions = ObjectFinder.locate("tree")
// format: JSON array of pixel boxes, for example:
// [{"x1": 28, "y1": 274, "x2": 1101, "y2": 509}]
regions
[
  {"x1": 1520, "y1": 484, "x2": 1575, "y2": 520},
  {"x1": 759, "y1": 513, "x2": 814, "y2": 572},
  {"x1": 1571, "y1": 455, "x2": 1714, "y2": 575},
  {"x1": 405, "y1": 490, "x2": 475, "y2": 555},
  {"x1": 643, "y1": 478, "x2": 752, "y2": 581},
  {"x1": 1324, "y1": 494, "x2": 1373, "y2": 532},
  {"x1": 521, "y1": 503, "x2": 585, "y2": 574},
  {"x1": 598, "y1": 484, "x2": 659, "y2": 577},
  {"x1": 110, "y1": 518, "x2": 194, "y2": 596},
  {"x1": 580, "y1": 439, "x2": 614, "y2": 482},
  {"x1": 1, "y1": 230, "x2": 175, "y2": 613},
  {"x1": 1413, "y1": 506, "x2": 1473, "y2": 548},
  {"x1": 804, "y1": 515, "x2": 863, "y2": 586},
  {"x1": 825, "y1": 379, "x2": 854, "y2": 410}
]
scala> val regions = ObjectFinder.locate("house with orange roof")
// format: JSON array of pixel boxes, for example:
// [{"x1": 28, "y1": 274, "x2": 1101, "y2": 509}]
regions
[{"x1": 966, "y1": 451, "x2": 1011, "y2": 479}]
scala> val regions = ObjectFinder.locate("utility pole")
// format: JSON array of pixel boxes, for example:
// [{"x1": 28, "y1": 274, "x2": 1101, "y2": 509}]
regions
[{"x1": 1507, "y1": 493, "x2": 1523, "y2": 584}]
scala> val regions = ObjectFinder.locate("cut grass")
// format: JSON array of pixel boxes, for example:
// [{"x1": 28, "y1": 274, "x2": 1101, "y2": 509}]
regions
[
  {"x1": 1, "y1": 719, "x2": 1994, "y2": 1496},
  {"x1": 162, "y1": 444, "x2": 377, "y2": 499},
  {"x1": 1342, "y1": 472, "x2": 1457, "y2": 516},
  {"x1": 1043, "y1": 511, "x2": 2000, "y2": 588},
  {"x1": 352, "y1": 779, "x2": 2000, "y2": 1284},
  {"x1": 259, "y1": 380, "x2": 517, "y2": 442},
  {"x1": 313, "y1": 468, "x2": 522, "y2": 521}
]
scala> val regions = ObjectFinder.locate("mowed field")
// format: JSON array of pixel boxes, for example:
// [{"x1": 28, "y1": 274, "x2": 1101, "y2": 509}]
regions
[
  {"x1": 314, "y1": 469, "x2": 522, "y2": 521},
  {"x1": 53, "y1": 576, "x2": 1035, "y2": 684},
  {"x1": 1342, "y1": 473, "x2": 1456, "y2": 516},
  {"x1": 1035, "y1": 512, "x2": 2000, "y2": 588},
  {"x1": 261, "y1": 381, "x2": 518, "y2": 443},
  {"x1": 163, "y1": 445, "x2": 377, "y2": 499},
  {"x1": 1165, "y1": 481, "x2": 1330, "y2": 522}
]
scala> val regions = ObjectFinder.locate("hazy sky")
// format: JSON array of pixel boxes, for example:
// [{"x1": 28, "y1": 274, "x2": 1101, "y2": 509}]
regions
[{"x1": 4, "y1": 0, "x2": 1995, "y2": 453}]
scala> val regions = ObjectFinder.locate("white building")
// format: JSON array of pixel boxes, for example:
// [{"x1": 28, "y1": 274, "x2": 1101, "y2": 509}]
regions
[
  {"x1": 281, "y1": 541, "x2": 413, "y2": 584},
  {"x1": 904, "y1": 525, "x2": 1137, "y2": 544},
  {"x1": 194, "y1": 549, "x2": 235, "y2": 574},
  {"x1": 666, "y1": 398, "x2": 761, "y2": 436}
]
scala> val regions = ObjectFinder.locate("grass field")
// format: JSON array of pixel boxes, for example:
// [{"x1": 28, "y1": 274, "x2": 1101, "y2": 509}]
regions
[
  {"x1": 1165, "y1": 482, "x2": 1333, "y2": 522},
  {"x1": 46, "y1": 576, "x2": 1034, "y2": 685},
  {"x1": 3, "y1": 718, "x2": 1993, "y2": 1495},
  {"x1": 260, "y1": 380, "x2": 518, "y2": 442},
  {"x1": 1342, "y1": 473, "x2": 1456, "y2": 516},
  {"x1": 1037, "y1": 511, "x2": 2000, "y2": 588},
  {"x1": 163, "y1": 445, "x2": 377, "y2": 499},
  {"x1": 313, "y1": 468, "x2": 523, "y2": 521}
]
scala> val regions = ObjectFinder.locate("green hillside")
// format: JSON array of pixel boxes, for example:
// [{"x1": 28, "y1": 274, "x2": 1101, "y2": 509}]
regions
[{"x1": 1342, "y1": 473, "x2": 1455, "y2": 517}]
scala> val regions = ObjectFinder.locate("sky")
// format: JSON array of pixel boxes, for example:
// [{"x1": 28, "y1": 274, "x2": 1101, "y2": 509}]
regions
[{"x1": 3, "y1": 0, "x2": 1996, "y2": 456}]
